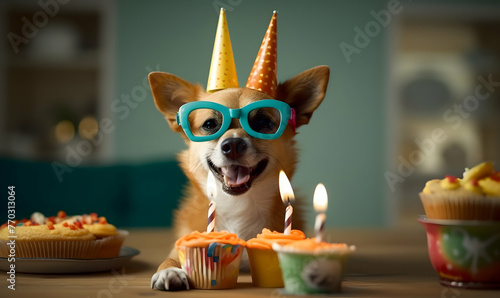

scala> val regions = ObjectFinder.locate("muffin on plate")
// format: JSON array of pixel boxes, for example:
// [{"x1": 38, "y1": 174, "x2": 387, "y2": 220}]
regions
[
  {"x1": 0, "y1": 211, "x2": 127, "y2": 259},
  {"x1": 0, "y1": 220, "x2": 99, "y2": 259},
  {"x1": 59, "y1": 213, "x2": 127, "y2": 258}
]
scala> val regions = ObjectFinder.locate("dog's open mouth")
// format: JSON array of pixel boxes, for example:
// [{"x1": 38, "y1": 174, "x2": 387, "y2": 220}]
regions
[{"x1": 208, "y1": 159, "x2": 268, "y2": 196}]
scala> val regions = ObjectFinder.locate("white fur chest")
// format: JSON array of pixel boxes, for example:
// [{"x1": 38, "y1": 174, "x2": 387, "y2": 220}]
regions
[
  {"x1": 213, "y1": 179, "x2": 278, "y2": 271},
  {"x1": 198, "y1": 173, "x2": 279, "y2": 240},
  {"x1": 213, "y1": 183, "x2": 274, "y2": 241}
]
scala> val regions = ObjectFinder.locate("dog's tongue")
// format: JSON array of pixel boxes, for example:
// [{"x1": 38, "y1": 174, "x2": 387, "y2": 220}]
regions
[{"x1": 221, "y1": 165, "x2": 250, "y2": 187}]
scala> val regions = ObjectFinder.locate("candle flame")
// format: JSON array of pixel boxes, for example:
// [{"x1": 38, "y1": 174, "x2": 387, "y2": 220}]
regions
[
  {"x1": 313, "y1": 183, "x2": 328, "y2": 212},
  {"x1": 207, "y1": 171, "x2": 217, "y2": 199},
  {"x1": 279, "y1": 170, "x2": 295, "y2": 205}
]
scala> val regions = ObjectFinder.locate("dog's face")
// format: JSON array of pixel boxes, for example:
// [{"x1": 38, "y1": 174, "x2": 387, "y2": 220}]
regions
[
  {"x1": 185, "y1": 88, "x2": 295, "y2": 196},
  {"x1": 149, "y1": 66, "x2": 329, "y2": 197}
]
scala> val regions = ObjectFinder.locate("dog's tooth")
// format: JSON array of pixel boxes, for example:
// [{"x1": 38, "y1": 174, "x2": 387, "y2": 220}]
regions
[
  {"x1": 224, "y1": 175, "x2": 238, "y2": 187},
  {"x1": 223, "y1": 175, "x2": 231, "y2": 186}
]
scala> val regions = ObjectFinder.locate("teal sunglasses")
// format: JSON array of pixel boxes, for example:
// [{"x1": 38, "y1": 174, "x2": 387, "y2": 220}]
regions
[{"x1": 176, "y1": 99, "x2": 296, "y2": 142}]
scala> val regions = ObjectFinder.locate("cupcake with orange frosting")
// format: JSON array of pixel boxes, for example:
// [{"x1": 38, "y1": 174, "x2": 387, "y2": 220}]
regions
[
  {"x1": 272, "y1": 238, "x2": 355, "y2": 294},
  {"x1": 420, "y1": 162, "x2": 500, "y2": 220},
  {"x1": 246, "y1": 228, "x2": 305, "y2": 287},
  {"x1": 175, "y1": 231, "x2": 246, "y2": 289}
]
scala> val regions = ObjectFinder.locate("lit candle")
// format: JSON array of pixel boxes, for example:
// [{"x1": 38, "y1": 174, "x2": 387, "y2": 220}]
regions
[
  {"x1": 313, "y1": 183, "x2": 328, "y2": 243},
  {"x1": 279, "y1": 170, "x2": 295, "y2": 235},
  {"x1": 207, "y1": 171, "x2": 217, "y2": 233}
]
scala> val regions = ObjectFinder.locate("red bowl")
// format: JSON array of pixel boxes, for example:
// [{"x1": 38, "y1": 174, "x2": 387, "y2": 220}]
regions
[{"x1": 418, "y1": 216, "x2": 500, "y2": 289}]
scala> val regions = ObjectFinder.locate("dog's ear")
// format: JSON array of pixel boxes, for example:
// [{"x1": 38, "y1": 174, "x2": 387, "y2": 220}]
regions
[
  {"x1": 149, "y1": 72, "x2": 205, "y2": 132},
  {"x1": 276, "y1": 66, "x2": 330, "y2": 128}
]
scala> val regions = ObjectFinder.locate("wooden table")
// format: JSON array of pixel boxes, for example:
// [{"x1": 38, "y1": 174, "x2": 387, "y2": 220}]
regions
[{"x1": 1, "y1": 225, "x2": 499, "y2": 298}]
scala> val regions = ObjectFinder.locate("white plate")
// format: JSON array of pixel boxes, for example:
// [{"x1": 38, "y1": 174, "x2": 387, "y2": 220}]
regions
[{"x1": 0, "y1": 246, "x2": 140, "y2": 274}]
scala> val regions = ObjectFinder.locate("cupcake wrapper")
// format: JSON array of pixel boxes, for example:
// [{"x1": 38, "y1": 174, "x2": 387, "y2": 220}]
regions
[
  {"x1": 420, "y1": 193, "x2": 500, "y2": 220},
  {"x1": 177, "y1": 243, "x2": 244, "y2": 289},
  {"x1": 275, "y1": 251, "x2": 349, "y2": 294},
  {"x1": 0, "y1": 230, "x2": 128, "y2": 259},
  {"x1": 96, "y1": 230, "x2": 128, "y2": 258},
  {"x1": 0, "y1": 239, "x2": 101, "y2": 259},
  {"x1": 247, "y1": 247, "x2": 284, "y2": 288}
]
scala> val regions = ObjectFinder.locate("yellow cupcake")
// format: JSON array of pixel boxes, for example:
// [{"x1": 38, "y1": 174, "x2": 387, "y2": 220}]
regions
[
  {"x1": 0, "y1": 223, "x2": 95, "y2": 241},
  {"x1": 463, "y1": 179, "x2": 483, "y2": 194},
  {"x1": 0, "y1": 221, "x2": 100, "y2": 259},
  {"x1": 83, "y1": 223, "x2": 117, "y2": 237},
  {"x1": 422, "y1": 179, "x2": 440, "y2": 194},
  {"x1": 62, "y1": 215, "x2": 124, "y2": 258},
  {"x1": 59, "y1": 215, "x2": 118, "y2": 237},
  {"x1": 80, "y1": 213, "x2": 128, "y2": 258},
  {"x1": 479, "y1": 176, "x2": 500, "y2": 197},
  {"x1": 82, "y1": 216, "x2": 124, "y2": 258},
  {"x1": 462, "y1": 162, "x2": 494, "y2": 184},
  {"x1": 440, "y1": 176, "x2": 461, "y2": 190},
  {"x1": 0, "y1": 212, "x2": 128, "y2": 259},
  {"x1": 419, "y1": 162, "x2": 500, "y2": 220}
]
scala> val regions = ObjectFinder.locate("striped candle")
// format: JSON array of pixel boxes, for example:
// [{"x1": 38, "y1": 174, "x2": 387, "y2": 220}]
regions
[
  {"x1": 314, "y1": 213, "x2": 326, "y2": 243},
  {"x1": 313, "y1": 183, "x2": 328, "y2": 243},
  {"x1": 284, "y1": 204, "x2": 293, "y2": 235},
  {"x1": 279, "y1": 171, "x2": 295, "y2": 235},
  {"x1": 207, "y1": 201, "x2": 216, "y2": 233},
  {"x1": 207, "y1": 171, "x2": 217, "y2": 233}
]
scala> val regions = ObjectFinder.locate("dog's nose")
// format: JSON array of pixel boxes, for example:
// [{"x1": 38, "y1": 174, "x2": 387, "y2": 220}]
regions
[{"x1": 221, "y1": 138, "x2": 247, "y2": 160}]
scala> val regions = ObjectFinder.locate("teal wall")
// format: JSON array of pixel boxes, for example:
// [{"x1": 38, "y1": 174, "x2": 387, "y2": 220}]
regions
[{"x1": 115, "y1": 0, "x2": 391, "y2": 227}]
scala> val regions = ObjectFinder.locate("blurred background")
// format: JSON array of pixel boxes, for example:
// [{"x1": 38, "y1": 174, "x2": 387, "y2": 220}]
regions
[{"x1": 1, "y1": 0, "x2": 499, "y2": 228}]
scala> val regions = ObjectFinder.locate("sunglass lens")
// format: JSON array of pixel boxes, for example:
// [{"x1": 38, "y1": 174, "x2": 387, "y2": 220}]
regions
[
  {"x1": 248, "y1": 107, "x2": 281, "y2": 135},
  {"x1": 188, "y1": 109, "x2": 223, "y2": 137}
]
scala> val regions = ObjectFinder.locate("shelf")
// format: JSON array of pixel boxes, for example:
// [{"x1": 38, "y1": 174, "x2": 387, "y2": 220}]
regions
[
  {"x1": 1, "y1": 0, "x2": 113, "y2": 162},
  {"x1": 6, "y1": 50, "x2": 100, "y2": 70}
]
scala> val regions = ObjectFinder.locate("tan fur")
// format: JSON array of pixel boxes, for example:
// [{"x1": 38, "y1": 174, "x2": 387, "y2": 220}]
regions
[
  {"x1": 157, "y1": 258, "x2": 181, "y2": 272},
  {"x1": 150, "y1": 66, "x2": 329, "y2": 275}
]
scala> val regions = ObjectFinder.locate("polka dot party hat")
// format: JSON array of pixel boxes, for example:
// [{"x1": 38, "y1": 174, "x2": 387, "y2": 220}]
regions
[
  {"x1": 245, "y1": 11, "x2": 278, "y2": 98},
  {"x1": 207, "y1": 8, "x2": 239, "y2": 93}
]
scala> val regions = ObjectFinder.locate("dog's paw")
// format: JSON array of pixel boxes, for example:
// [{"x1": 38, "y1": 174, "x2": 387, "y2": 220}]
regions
[{"x1": 151, "y1": 268, "x2": 190, "y2": 291}]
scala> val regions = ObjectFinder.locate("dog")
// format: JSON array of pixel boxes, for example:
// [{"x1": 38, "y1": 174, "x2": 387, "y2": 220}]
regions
[{"x1": 149, "y1": 65, "x2": 329, "y2": 290}]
